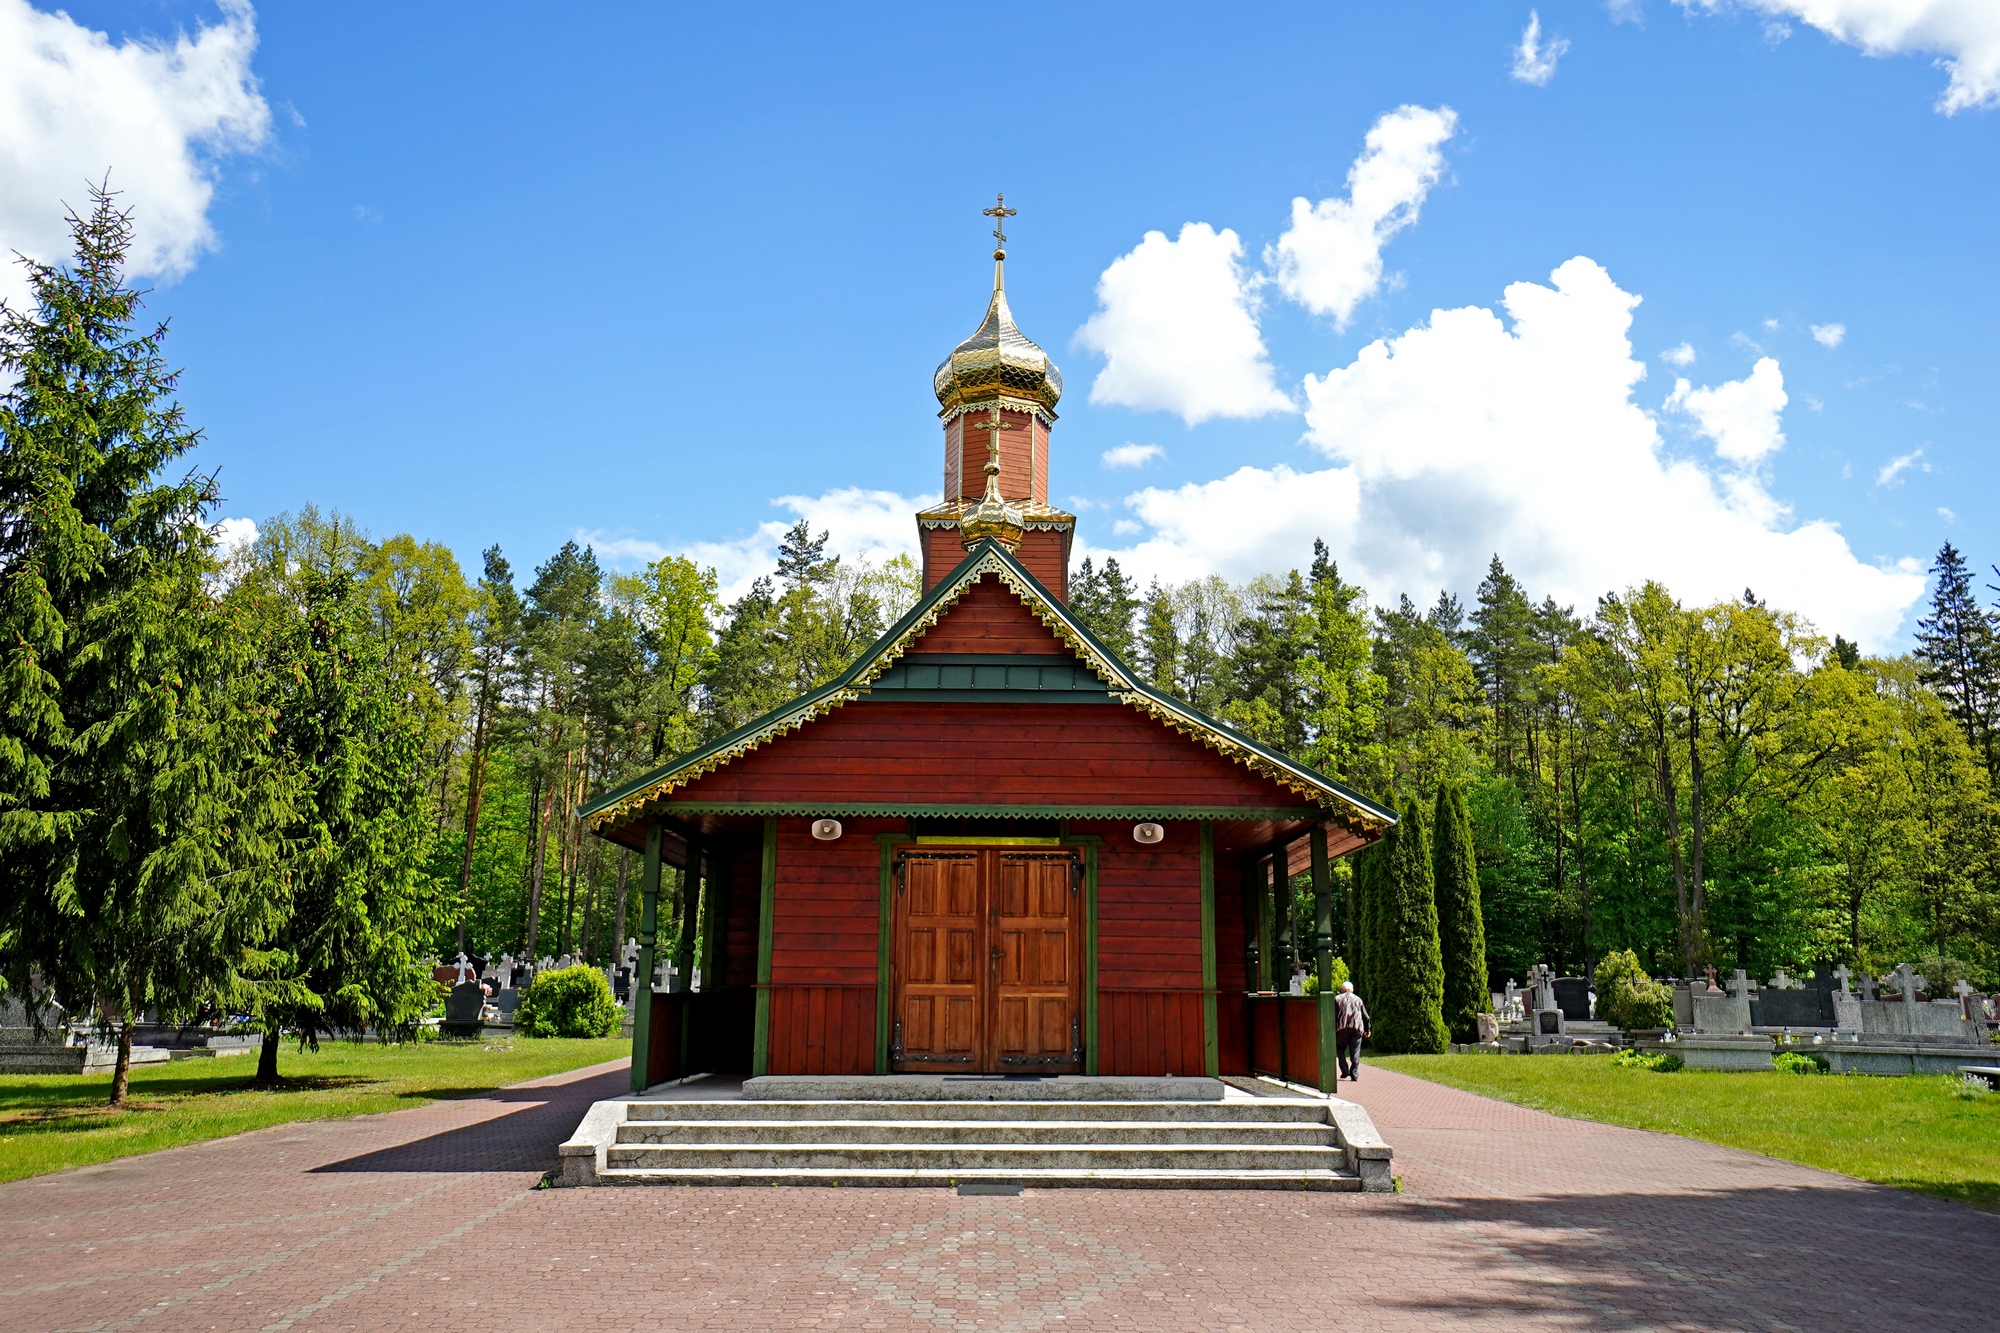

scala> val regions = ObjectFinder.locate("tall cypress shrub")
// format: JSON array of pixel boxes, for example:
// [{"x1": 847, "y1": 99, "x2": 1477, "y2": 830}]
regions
[
  {"x1": 1371, "y1": 801, "x2": 1449, "y2": 1053},
  {"x1": 1432, "y1": 781, "x2": 1488, "y2": 1043}
]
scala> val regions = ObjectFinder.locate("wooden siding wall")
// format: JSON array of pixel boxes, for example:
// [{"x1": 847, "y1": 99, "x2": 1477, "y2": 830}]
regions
[
  {"x1": 1087, "y1": 828, "x2": 1207, "y2": 1077},
  {"x1": 913, "y1": 577, "x2": 1068, "y2": 655},
  {"x1": 764, "y1": 819, "x2": 887, "y2": 1076},
  {"x1": 1013, "y1": 531, "x2": 1069, "y2": 601},
  {"x1": 674, "y1": 703, "x2": 1306, "y2": 810},
  {"x1": 1249, "y1": 996, "x2": 1322, "y2": 1088}
]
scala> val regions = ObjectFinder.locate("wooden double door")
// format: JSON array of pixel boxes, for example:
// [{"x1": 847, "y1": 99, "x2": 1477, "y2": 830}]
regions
[{"x1": 890, "y1": 848, "x2": 1082, "y2": 1073}]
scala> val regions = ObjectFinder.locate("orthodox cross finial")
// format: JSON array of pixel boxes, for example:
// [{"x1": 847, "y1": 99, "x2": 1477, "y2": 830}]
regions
[
  {"x1": 983, "y1": 193, "x2": 1017, "y2": 256},
  {"x1": 978, "y1": 405, "x2": 1013, "y2": 475}
]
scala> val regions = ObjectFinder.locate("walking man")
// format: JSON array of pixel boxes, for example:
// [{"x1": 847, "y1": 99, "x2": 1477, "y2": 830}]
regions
[{"x1": 1333, "y1": 980, "x2": 1370, "y2": 1082}]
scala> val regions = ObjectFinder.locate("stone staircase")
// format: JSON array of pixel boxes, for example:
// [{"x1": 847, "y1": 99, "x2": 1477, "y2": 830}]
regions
[{"x1": 560, "y1": 1082, "x2": 1391, "y2": 1190}]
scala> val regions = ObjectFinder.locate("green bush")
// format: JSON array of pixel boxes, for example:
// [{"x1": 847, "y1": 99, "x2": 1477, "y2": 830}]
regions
[
  {"x1": 1593, "y1": 949, "x2": 1676, "y2": 1031},
  {"x1": 1301, "y1": 958, "x2": 1351, "y2": 997},
  {"x1": 1773, "y1": 1050, "x2": 1829, "y2": 1075},
  {"x1": 1612, "y1": 1047, "x2": 1682, "y2": 1072},
  {"x1": 514, "y1": 965, "x2": 619, "y2": 1039}
]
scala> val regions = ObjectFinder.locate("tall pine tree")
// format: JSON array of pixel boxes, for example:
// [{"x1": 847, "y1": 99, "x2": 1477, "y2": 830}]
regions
[
  {"x1": 0, "y1": 186, "x2": 280, "y2": 1104},
  {"x1": 1914, "y1": 542, "x2": 2000, "y2": 781},
  {"x1": 1369, "y1": 800, "x2": 1449, "y2": 1053},
  {"x1": 1432, "y1": 781, "x2": 1488, "y2": 1042}
]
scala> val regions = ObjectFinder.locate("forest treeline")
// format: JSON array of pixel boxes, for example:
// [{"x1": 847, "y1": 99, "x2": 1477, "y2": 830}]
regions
[{"x1": 4, "y1": 190, "x2": 1996, "y2": 1104}]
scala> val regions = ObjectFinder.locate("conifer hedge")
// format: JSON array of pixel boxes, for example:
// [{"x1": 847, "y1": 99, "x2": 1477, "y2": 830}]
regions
[
  {"x1": 1369, "y1": 801, "x2": 1450, "y2": 1053},
  {"x1": 1432, "y1": 781, "x2": 1489, "y2": 1043}
]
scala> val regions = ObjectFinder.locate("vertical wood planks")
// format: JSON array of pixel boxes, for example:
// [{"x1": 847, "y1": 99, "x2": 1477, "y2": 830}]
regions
[
  {"x1": 1198, "y1": 822, "x2": 1219, "y2": 1079},
  {"x1": 751, "y1": 818, "x2": 777, "y2": 1077}
]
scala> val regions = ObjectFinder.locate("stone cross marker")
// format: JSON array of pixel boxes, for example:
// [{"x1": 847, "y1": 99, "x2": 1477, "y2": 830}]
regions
[
  {"x1": 1728, "y1": 969, "x2": 1751, "y2": 999},
  {"x1": 1953, "y1": 978, "x2": 1978, "y2": 1020},
  {"x1": 1892, "y1": 963, "x2": 1926, "y2": 1008},
  {"x1": 1703, "y1": 964, "x2": 1720, "y2": 994},
  {"x1": 1832, "y1": 963, "x2": 1852, "y2": 994},
  {"x1": 1770, "y1": 969, "x2": 1793, "y2": 990},
  {"x1": 451, "y1": 952, "x2": 476, "y2": 985},
  {"x1": 1859, "y1": 972, "x2": 1878, "y2": 1002}
]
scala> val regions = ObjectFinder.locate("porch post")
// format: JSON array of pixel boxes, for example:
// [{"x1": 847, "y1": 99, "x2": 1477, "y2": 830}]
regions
[
  {"x1": 1198, "y1": 821, "x2": 1219, "y2": 1078},
  {"x1": 875, "y1": 839, "x2": 895, "y2": 1075},
  {"x1": 751, "y1": 817, "x2": 777, "y2": 1077},
  {"x1": 1310, "y1": 823, "x2": 1337, "y2": 1094},
  {"x1": 628, "y1": 822, "x2": 662, "y2": 1094}
]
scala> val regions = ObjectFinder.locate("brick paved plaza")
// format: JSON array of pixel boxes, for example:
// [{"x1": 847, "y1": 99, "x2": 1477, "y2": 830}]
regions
[{"x1": 4, "y1": 1058, "x2": 1993, "y2": 1333}]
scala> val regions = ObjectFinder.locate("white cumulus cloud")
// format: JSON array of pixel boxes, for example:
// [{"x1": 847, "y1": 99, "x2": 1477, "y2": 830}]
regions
[
  {"x1": 1811, "y1": 321, "x2": 1846, "y2": 346},
  {"x1": 1661, "y1": 341, "x2": 1698, "y2": 366},
  {"x1": 1677, "y1": 0, "x2": 2000, "y2": 113},
  {"x1": 583, "y1": 486, "x2": 932, "y2": 605},
  {"x1": 1101, "y1": 443, "x2": 1163, "y2": 470},
  {"x1": 0, "y1": 0, "x2": 270, "y2": 314},
  {"x1": 1512, "y1": 11, "x2": 1573, "y2": 85},
  {"x1": 1080, "y1": 257, "x2": 1923, "y2": 651},
  {"x1": 1266, "y1": 105, "x2": 1458, "y2": 328},
  {"x1": 1666, "y1": 356, "x2": 1788, "y2": 465},
  {"x1": 1075, "y1": 222, "x2": 1293, "y2": 426}
]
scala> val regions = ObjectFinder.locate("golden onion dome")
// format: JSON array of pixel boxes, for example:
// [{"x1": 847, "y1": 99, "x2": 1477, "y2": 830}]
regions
[{"x1": 933, "y1": 261, "x2": 1063, "y2": 416}]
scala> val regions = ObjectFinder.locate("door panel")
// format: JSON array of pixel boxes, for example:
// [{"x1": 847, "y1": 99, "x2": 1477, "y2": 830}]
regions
[
  {"x1": 894, "y1": 854, "x2": 980, "y2": 1067},
  {"x1": 993, "y1": 854, "x2": 1080, "y2": 1071},
  {"x1": 892, "y1": 849, "x2": 1081, "y2": 1073}
]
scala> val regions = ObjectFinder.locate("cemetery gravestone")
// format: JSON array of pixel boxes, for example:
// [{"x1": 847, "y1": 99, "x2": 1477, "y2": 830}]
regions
[{"x1": 1552, "y1": 977, "x2": 1591, "y2": 1023}]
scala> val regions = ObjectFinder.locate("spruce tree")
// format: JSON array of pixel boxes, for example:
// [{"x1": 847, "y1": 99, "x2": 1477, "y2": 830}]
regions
[
  {"x1": 1914, "y1": 542, "x2": 2000, "y2": 780},
  {"x1": 1139, "y1": 581, "x2": 1179, "y2": 693},
  {"x1": 1068, "y1": 556, "x2": 1139, "y2": 661},
  {"x1": 1369, "y1": 800, "x2": 1449, "y2": 1053},
  {"x1": 1432, "y1": 781, "x2": 1487, "y2": 1043},
  {"x1": 0, "y1": 186, "x2": 279, "y2": 1104}
]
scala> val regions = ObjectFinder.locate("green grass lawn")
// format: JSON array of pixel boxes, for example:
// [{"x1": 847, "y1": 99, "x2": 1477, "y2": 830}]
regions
[
  {"x1": 0, "y1": 1036, "x2": 628, "y2": 1184},
  {"x1": 1376, "y1": 1053, "x2": 2000, "y2": 1213}
]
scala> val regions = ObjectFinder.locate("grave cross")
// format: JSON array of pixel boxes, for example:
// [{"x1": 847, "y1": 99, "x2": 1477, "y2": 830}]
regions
[
  {"x1": 1703, "y1": 964, "x2": 1720, "y2": 994},
  {"x1": 1859, "y1": 972, "x2": 1877, "y2": 1002},
  {"x1": 1892, "y1": 963, "x2": 1926, "y2": 1007},
  {"x1": 1729, "y1": 968, "x2": 1751, "y2": 999},
  {"x1": 451, "y1": 952, "x2": 476, "y2": 985},
  {"x1": 1831, "y1": 963, "x2": 1852, "y2": 994},
  {"x1": 1770, "y1": 969, "x2": 1793, "y2": 990},
  {"x1": 1953, "y1": 978, "x2": 1977, "y2": 1020}
]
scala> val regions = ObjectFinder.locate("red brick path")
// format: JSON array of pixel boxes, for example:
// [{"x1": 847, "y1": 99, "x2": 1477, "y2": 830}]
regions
[{"x1": 4, "y1": 1059, "x2": 1993, "y2": 1332}]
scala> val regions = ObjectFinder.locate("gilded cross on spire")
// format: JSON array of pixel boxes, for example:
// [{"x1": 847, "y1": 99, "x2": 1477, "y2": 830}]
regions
[
  {"x1": 982, "y1": 193, "x2": 1017, "y2": 257},
  {"x1": 978, "y1": 405, "x2": 1013, "y2": 474}
]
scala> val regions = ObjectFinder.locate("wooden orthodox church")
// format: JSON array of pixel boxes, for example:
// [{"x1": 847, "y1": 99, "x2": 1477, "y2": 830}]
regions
[{"x1": 581, "y1": 205, "x2": 1394, "y2": 1095}]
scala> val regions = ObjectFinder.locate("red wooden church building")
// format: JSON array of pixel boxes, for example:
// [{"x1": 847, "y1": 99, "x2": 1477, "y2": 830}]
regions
[{"x1": 581, "y1": 212, "x2": 1394, "y2": 1094}]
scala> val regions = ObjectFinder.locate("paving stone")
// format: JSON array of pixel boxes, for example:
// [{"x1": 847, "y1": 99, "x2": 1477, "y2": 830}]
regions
[{"x1": 2, "y1": 1059, "x2": 1994, "y2": 1331}]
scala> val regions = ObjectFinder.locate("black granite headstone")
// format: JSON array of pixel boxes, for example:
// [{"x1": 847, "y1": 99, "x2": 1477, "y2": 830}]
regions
[
  {"x1": 1552, "y1": 977, "x2": 1591, "y2": 1022},
  {"x1": 442, "y1": 982, "x2": 485, "y2": 1037}
]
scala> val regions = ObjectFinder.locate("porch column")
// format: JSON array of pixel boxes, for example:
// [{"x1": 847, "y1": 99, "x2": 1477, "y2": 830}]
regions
[
  {"x1": 628, "y1": 823, "x2": 662, "y2": 1094},
  {"x1": 1310, "y1": 823, "x2": 1337, "y2": 1094},
  {"x1": 750, "y1": 817, "x2": 777, "y2": 1077}
]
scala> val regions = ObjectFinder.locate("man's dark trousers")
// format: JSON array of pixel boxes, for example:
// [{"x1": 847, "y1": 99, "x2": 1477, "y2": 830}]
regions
[{"x1": 1336, "y1": 1032, "x2": 1363, "y2": 1080}]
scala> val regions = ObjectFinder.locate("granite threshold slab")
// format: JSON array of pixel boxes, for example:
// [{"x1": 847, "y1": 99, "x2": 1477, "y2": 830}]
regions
[{"x1": 740, "y1": 1074, "x2": 1226, "y2": 1102}]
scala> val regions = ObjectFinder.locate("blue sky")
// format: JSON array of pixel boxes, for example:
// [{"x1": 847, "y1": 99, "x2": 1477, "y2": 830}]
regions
[{"x1": 3, "y1": 0, "x2": 1996, "y2": 647}]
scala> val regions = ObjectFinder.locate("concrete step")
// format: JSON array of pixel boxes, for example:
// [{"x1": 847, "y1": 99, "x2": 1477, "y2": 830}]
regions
[
  {"x1": 621, "y1": 1098, "x2": 1328, "y2": 1124},
  {"x1": 593, "y1": 1166, "x2": 1360, "y2": 1191},
  {"x1": 614, "y1": 1119, "x2": 1339, "y2": 1147},
  {"x1": 604, "y1": 1142, "x2": 1347, "y2": 1172}
]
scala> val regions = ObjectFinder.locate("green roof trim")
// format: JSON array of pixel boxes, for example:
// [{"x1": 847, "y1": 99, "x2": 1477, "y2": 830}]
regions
[{"x1": 579, "y1": 540, "x2": 1396, "y2": 833}]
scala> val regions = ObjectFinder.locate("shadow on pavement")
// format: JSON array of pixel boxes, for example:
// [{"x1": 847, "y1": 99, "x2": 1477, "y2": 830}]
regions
[
  {"x1": 310, "y1": 1066, "x2": 628, "y2": 1174},
  {"x1": 1367, "y1": 1181, "x2": 2000, "y2": 1330}
]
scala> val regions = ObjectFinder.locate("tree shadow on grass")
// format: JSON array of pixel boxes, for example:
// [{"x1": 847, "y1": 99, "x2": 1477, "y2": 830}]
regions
[
  {"x1": 309, "y1": 1066, "x2": 630, "y2": 1174},
  {"x1": 1365, "y1": 1180, "x2": 2000, "y2": 1331},
  {"x1": 0, "y1": 1073, "x2": 376, "y2": 1126}
]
